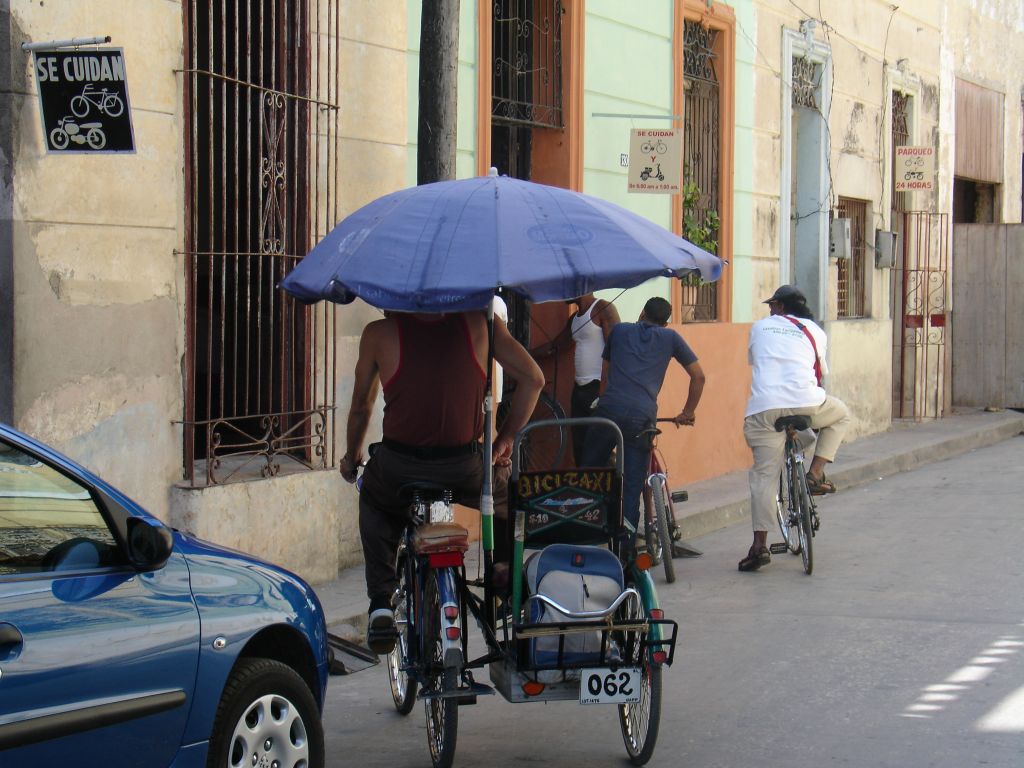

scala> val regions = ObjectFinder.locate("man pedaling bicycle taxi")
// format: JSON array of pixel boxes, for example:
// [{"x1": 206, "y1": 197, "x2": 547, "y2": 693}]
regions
[
  {"x1": 739, "y1": 284, "x2": 852, "y2": 572},
  {"x1": 339, "y1": 310, "x2": 544, "y2": 654},
  {"x1": 579, "y1": 297, "x2": 705, "y2": 561}
]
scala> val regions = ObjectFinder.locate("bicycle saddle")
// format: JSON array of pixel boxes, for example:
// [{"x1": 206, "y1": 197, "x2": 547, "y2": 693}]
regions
[{"x1": 773, "y1": 415, "x2": 811, "y2": 432}]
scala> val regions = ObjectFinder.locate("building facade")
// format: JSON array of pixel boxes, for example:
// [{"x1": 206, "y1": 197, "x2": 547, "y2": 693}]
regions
[{"x1": 3, "y1": 0, "x2": 1022, "y2": 583}]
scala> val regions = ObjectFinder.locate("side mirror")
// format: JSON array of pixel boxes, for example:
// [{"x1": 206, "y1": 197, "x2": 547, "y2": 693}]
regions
[{"x1": 125, "y1": 517, "x2": 174, "y2": 571}]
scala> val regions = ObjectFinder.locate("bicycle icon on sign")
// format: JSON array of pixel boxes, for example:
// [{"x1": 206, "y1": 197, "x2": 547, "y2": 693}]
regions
[
  {"x1": 70, "y1": 84, "x2": 125, "y2": 119},
  {"x1": 640, "y1": 139, "x2": 668, "y2": 155}
]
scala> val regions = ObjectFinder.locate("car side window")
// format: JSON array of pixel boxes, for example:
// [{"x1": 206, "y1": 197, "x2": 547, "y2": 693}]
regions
[{"x1": 0, "y1": 439, "x2": 124, "y2": 575}]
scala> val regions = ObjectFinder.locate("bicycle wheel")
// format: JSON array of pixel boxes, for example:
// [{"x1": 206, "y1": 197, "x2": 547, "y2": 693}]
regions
[
  {"x1": 70, "y1": 95, "x2": 89, "y2": 117},
  {"x1": 618, "y1": 602, "x2": 662, "y2": 765},
  {"x1": 775, "y1": 472, "x2": 801, "y2": 554},
  {"x1": 387, "y1": 548, "x2": 416, "y2": 714},
  {"x1": 518, "y1": 390, "x2": 567, "y2": 471},
  {"x1": 650, "y1": 475, "x2": 676, "y2": 584},
  {"x1": 791, "y1": 464, "x2": 814, "y2": 575},
  {"x1": 423, "y1": 570, "x2": 458, "y2": 768}
]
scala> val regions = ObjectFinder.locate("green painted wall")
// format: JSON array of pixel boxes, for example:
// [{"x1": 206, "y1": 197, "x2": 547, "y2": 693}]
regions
[
  {"x1": 584, "y1": 0, "x2": 676, "y2": 321},
  {"x1": 406, "y1": 1, "x2": 481, "y2": 185}
]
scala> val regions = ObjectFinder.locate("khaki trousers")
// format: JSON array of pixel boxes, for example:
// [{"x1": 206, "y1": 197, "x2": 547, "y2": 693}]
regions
[{"x1": 743, "y1": 396, "x2": 851, "y2": 532}]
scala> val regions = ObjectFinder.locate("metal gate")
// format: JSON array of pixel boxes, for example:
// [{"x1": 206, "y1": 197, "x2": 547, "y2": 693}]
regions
[{"x1": 891, "y1": 211, "x2": 949, "y2": 420}]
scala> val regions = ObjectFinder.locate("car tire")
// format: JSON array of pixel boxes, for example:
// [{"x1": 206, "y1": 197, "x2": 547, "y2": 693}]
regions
[{"x1": 206, "y1": 657, "x2": 324, "y2": 768}]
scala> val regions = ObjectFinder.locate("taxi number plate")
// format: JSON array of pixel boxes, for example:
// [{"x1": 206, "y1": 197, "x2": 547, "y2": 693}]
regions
[{"x1": 579, "y1": 667, "x2": 642, "y2": 705}]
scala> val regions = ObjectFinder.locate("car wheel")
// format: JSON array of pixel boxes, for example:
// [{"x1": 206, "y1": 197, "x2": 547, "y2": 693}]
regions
[{"x1": 206, "y1": 657, "x2": 324, "y2": 768}]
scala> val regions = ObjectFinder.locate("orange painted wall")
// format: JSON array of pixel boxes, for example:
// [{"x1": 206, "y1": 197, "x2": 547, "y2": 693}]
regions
[{"x1": 653, "y1": 321, "x2": 753, "y2": 485}]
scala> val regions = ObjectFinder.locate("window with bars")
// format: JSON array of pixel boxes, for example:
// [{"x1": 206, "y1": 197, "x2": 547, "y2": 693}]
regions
[
  {"x1": 181, "y1": 0, "x2": 339, "y2": 486},
  {"x1": 681, "y1": 19, "x2": 721, "y2": 321},
  {"x1": 892, "y1": 91, "x2": 911, "y2": 214},
  {"x1": 834, "y1": 197, "x2": 868, "y2": 318},
  {"x1": 492, "y1": 0, "x2": 563, "y2": 128}
]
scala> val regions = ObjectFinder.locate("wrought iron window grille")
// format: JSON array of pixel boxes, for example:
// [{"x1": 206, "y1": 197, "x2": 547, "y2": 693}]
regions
[{"x1": 492, "y1": 0, "x2": 564, "y2": 129}]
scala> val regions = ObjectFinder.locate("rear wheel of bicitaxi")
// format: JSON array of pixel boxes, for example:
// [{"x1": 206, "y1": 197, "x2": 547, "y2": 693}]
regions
[{"x1": 618, "y1": 600, "x2": 663, "y2": 765}]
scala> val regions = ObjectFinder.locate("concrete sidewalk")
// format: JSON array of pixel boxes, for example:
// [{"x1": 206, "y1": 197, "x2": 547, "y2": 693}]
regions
[{"x1": 314, "y1": 407, "x2": 1024, "y2": 642}]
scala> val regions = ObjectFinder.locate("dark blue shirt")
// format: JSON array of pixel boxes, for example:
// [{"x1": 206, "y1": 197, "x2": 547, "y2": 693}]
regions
[{"x1": 597, "y1": 321, "x2": 698, "y2": 421}]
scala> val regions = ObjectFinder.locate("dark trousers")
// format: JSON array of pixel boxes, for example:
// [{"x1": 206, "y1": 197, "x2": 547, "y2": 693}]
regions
[
  {"x1": 358, "y1": 445, "x2": 509, "y2": 602},
  {"x1": 570, "y1": 379, "x2": 601, "y2": 466},
  {"x1": 579, "y1": 405, "x2": 653, "y2": 544}
]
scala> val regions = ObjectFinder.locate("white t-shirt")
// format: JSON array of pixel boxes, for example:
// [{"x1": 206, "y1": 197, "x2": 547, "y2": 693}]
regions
[
  {"x1": 744, "y1": 314, "x2": 829, "y2": 417},
  {"x1": 571, "y1": 301, "x2": 605, "y2": 384}
]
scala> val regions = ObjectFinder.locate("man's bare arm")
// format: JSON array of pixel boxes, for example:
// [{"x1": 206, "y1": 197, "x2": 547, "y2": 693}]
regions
[
  {"x1": 670, "y1": 360, "x2": 705, "y2": 426},
  {"x1": 595, "y1": 299, "x2": 621, "y2": 340},
  {"x1": 340, "y1": 323, "x2": 382, "y2": 482},
  {"x1": 493, "y1": 320, "x2": 545, "y2": 463}
]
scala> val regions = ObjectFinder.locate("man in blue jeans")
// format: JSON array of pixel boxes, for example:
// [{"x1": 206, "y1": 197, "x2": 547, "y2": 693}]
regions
[{"x1": 580, "y1": 297, "x2": 705, "y2": 559}]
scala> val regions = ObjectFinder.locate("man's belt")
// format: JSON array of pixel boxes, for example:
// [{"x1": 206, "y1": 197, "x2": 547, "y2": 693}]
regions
[{"x1": 381, "y1": 438, "x2": 481, "y2": 460}]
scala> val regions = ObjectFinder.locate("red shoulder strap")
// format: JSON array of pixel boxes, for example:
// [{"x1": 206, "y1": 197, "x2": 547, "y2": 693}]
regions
[{"x1": 781, "y1": 315, "x2": 823, "y2": 386}]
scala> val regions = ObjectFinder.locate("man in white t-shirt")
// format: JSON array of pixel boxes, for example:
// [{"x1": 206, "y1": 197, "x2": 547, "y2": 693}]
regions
[{"x1": 739, "y1": 284, "x2": 850, "y2": 572}]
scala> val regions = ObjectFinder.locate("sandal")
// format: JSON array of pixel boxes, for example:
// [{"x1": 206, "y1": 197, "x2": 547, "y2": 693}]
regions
[
  {"x1": 738, "y1": 546, "x2": 771, "y2": 572},
  {"x1": 806, "y1": 473, "x2": 836, "y2": 495}
]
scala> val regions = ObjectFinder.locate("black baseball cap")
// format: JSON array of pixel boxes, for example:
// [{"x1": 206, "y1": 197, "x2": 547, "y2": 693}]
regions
[{"x1": 763, "y1": 284, "x2": 806, "y2": 304}]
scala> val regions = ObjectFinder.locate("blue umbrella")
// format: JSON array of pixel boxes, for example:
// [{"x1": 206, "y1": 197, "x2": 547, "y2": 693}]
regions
[
  {"x1": 280, "y1": 170, "x2": 723, "y2": 572},
  {"x1": 280, "y1": 170, "x2": 722, "y2": 311}
]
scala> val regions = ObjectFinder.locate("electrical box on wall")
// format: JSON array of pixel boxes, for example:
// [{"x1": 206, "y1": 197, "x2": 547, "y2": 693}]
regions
[
  {"x1": 830, "y1": 218, "x2": 851, "y2": 259},
  {"x1": 875, "y1": 229, "x2": 898, "y2": 268}
]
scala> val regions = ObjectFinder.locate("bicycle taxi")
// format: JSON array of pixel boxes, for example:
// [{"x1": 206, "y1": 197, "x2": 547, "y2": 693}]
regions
[
  {"x1": 383, "y1": 416, "x2": 677, "y2": 768},
  {"x1": 277, "y1": 170, "x2": 722, "y2": 768}
]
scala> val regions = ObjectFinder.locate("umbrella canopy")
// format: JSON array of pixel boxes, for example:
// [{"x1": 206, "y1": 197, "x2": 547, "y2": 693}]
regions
[{"x1": 280, "y1": 172, "x2": 723, "y2": 311}]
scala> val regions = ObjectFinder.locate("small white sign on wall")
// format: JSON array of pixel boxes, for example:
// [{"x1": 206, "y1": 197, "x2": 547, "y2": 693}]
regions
[
  {"x1": 627, "y1": 129, "x2": 681, "y2": 194},
  {"x1": 894, "y1": 146, "x2": 935, "y2": 192}
]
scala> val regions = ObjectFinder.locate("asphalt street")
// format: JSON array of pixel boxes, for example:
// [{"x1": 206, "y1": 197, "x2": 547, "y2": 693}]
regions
[{"x1": 322, "y1": 435, "x2": 1024, "y2": 768}]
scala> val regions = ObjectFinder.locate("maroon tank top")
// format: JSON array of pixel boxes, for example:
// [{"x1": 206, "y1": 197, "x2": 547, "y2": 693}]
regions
[{"x1": 382, "y1": 314, "x2": 486, "y2": 447}]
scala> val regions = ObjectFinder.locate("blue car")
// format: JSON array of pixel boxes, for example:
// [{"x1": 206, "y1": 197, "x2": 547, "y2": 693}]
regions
[{"x1": 0, "y1": 423, "x2": 329, "y2": 767}]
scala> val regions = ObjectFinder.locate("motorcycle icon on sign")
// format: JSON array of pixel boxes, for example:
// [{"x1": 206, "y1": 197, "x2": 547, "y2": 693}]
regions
[
  {"x1": 640, "y1": 164, "x2": 665, "y2": 182},
  {"x1": 49, "y1": 116, "x2": 107, "y2": 150},
  {"x1": 70, "y1": 84, "x2": 125, "y2": 118}
]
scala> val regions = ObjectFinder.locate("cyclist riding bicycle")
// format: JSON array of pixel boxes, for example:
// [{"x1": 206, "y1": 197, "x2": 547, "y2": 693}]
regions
[
  {"x1": 339, "y1": 310, "x2": 544, "y2": 653},
  {"x1": 579, "y1": 297, "x2": 705, "y2": 561},
  {"x1": 739, "y1": 284, "x2": 851, "y2": 572}
]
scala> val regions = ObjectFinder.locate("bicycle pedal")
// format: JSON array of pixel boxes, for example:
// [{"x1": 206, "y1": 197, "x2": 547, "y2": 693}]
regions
[
  {"x1": 768, "y1": 543, "x2": 788, "y2": 554},
  {"x1": 670, "y1": 490, "x2": 689, "y2": 504}
]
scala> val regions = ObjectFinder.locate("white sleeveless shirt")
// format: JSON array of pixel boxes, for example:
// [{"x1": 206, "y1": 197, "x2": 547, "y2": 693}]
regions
[{"x1": 571, "y1": 302, "x2": 605, "y2": 384}]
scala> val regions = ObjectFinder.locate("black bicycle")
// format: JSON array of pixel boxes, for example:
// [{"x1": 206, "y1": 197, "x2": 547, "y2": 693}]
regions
[
  {"x1": 498, "y1": 389, "x2": 568, "y2": 471},
  {"x1": 769, "y1": 415, "x2": 819, "y2": 574}
]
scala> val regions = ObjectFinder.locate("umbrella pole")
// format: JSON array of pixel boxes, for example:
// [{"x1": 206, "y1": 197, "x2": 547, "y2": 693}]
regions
[{"x1": 480, "y1": 302, "x2": 496, "y2": 628}]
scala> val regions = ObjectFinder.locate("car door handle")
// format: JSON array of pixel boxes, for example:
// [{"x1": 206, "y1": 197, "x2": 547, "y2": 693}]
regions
[{"x1": 0, "y1": 623, "x2": 23, "y2": 650}]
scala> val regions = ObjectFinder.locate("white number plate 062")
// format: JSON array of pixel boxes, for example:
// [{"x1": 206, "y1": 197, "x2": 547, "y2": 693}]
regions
[{"x1": 579, "y1": 667, "x2": 642, "y2": 705}]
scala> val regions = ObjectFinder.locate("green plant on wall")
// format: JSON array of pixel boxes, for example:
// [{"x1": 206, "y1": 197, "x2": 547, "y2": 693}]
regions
[{"x1": 681, "y1": 179, "x2": 720, "y2": 285}]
